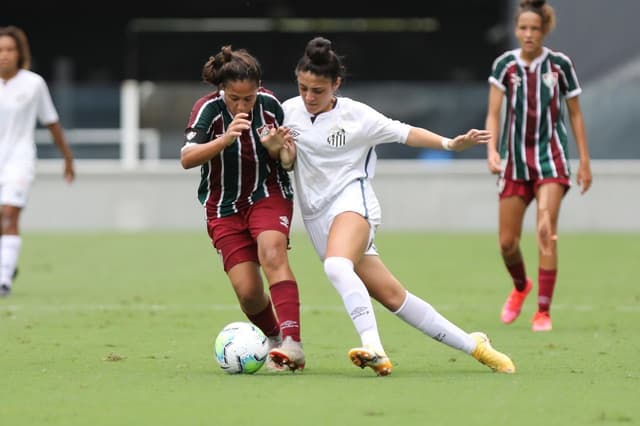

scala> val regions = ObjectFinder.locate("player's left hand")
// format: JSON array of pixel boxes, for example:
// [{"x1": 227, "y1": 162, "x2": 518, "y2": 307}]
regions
[
  {"x1": 260, "y1": 127, "x2": 290, "y2": 157},
  {"x1": 64, "y1": 161, "x2": 75, "y2": 183},
  {"x1": 449, "y1": 129, "x2": 491, "y2": 152},
  {"x1": 279, "y1": 134, "x2": 296, "y2": 171},
  {"x1": 577, "y1": 162, "x2": 592, "y2": 194}
]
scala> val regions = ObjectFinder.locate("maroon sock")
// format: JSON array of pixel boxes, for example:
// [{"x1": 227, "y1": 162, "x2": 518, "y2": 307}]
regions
[
  {"x1": 538, "y1": 268, "x2": 557, "y2": 313},
  {"x1": 245, "y1": 298, "x2": 280, "y2": 338},
  {"x1": 506, "y1": 262, "x2": 528, "y2": 291},
  {"x1": 270, "y1": 280, "x2": 301, "y2": 342}
]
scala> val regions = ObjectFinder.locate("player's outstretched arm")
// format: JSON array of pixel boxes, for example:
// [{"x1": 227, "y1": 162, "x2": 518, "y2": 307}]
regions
[{"x1": 405, "y1": 127, "x2": 490, "y2": 152}]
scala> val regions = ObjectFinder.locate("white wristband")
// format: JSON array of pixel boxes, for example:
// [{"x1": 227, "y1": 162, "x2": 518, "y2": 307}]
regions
[{"x1": 441, "y1": 137, "x2": 452, "y2": 151}]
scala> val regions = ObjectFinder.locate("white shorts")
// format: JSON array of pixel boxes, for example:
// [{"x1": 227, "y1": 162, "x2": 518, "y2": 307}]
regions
[
  {"x1": 0, "y1": 162, "x2": 34, "y2": 207},
  {"x1": 302, "y1": 178, "x2": 381, "y2": 260}
]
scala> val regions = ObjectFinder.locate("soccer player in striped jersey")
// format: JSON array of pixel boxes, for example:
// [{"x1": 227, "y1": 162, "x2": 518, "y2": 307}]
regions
[
  {"x1": 0, "y1": 26, "x2": 75, "y2": 297},
  {"x1": 280, "y1": 36, "x2": 516, "y2": 376},
  {"x1": 485, "y1": 0, "x2": 593, "y2": 332},
  {"x1": 180, "y1": 46, "x2": 304, "y2": 371}
]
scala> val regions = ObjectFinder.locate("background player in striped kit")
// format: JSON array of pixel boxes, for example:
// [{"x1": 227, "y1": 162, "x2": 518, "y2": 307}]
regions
[
  {"x1": 281, "y1": 36, "x2": 516, "y2": 376},
  {"x1": 0, "y1": 26, "x2": 75, "y2": 297},
  {"x1": 180, "y1": 46, "x2": 304, "y2": 371},
  {"x1": 485, "y1": 0, "x2": 592, "y2": 331}
]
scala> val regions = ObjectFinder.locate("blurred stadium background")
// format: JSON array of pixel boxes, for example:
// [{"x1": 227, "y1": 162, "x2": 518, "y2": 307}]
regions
[{"x1": 3, "y1": 0, "x2": 639, "y2": 231}]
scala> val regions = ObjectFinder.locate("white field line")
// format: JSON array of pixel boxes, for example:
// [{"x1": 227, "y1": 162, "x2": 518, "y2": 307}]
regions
[
  {"x1": 1, "y1": 303, "x2": 639, "y2": 313},
  {"x1": 0, "y1": 303, "x2": 345, "y2": 313}
]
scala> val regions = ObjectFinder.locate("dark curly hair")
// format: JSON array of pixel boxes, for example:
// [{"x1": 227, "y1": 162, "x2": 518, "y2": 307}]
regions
[{"x1": 201, "y1": 45, "x2": 262, "y2": 88}]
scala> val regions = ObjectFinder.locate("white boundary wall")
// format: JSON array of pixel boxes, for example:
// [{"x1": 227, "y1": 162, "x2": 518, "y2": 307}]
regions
[{"x1": 23, "y1": 159, "x2": 639, "y2": 232}]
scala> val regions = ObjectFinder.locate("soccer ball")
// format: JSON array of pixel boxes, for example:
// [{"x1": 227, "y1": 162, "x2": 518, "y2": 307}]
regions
[{"x1": 214, "y1": 321, "x2": 269, "y2": 374}]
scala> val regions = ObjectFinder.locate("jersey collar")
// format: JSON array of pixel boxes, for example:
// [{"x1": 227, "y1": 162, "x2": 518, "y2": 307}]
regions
[{"x1": 515, "y1": 46, "x2": 549, "y2": 71}]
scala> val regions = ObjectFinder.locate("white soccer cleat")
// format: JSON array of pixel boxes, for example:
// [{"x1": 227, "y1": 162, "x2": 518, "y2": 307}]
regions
[{"x1": 267, "y1": 336, "x2": 305, "y2": 372}]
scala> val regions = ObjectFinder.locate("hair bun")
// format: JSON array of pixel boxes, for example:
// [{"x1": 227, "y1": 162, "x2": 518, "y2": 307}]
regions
[{"x1": 521, "y1": 0, "x2": 546, "y2": 7}]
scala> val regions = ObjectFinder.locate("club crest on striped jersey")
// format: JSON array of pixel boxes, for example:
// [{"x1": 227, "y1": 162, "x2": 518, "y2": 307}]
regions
[
  {"x1": 327, "y1": 128, "x2": 346, "y2": 148},
  {"x1": 542, "y1": 71, "x2": 558, "y2": 89},
  {"x1": 257, "y1": 123, "x2": 275, "y2": 138}
]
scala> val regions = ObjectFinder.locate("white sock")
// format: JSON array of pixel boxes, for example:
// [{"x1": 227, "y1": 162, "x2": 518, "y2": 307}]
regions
[
  {"x1": 0, "y1": 235, "x2": 22, "y2": 286},
  {"x1": 393, "y1": 291, "x2": 475, "y2": 354},
  {"x1": 324, "y1": 256, "x2": 384, "y2": 352}
]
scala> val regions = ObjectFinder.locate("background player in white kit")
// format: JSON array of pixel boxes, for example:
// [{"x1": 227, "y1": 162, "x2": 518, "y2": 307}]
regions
[
  {"x1": 279, "y1": 36, "x2": 516, "y2": 375},
  {"x1": 0, "y1": 26, "x2": 75, "y2": 297}
]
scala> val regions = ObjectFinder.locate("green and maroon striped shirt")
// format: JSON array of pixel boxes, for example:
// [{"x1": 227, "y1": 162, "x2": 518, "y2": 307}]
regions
[
  {"x1": 183, "y1": 87, "x2": 293, "y2": 219},
  {"x1": 489, "y1": 47, "x2": 582, "y2": 181}
]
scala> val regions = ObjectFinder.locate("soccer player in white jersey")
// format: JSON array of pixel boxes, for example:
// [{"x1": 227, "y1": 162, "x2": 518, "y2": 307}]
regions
[
  {"x1": 0, "y1": 26, "x2": 75, "y2": 297},
  {"x1": 279, "y1": 36, "x2": 516, "y2": 375},
  {"x1": 485, "y1": 0, "x2": 592, "y2": 332}
]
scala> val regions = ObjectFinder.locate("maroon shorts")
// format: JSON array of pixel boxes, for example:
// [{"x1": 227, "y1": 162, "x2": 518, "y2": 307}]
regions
[
  {"x1": 207, "y1": 197, "x2": 293, "y2": 272},
  {"x1": 498, "y1": 177, "x2": 570, "y2": 205}
]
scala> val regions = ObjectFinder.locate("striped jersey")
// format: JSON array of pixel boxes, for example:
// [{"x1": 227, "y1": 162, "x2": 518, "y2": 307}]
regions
[
  {"x1": 183, "y1": 87, "x2": 293, "y2": 219},
  {"x1": 488, "y1": 47, "x2": 582, "y2": 181}
]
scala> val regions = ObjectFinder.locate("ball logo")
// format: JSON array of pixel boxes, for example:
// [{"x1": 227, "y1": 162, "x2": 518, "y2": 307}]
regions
[{"x1": 327, "y1": 128, "x2": 346, "y2": 148}]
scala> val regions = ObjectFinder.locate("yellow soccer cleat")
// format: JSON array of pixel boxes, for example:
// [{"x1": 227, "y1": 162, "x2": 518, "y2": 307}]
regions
[
  {"x1": 470, "y1": 332, "x2": 516, "y2": 374},
  {"x1": 348, "y1": 346, "x2": 392, "y2": 376}
]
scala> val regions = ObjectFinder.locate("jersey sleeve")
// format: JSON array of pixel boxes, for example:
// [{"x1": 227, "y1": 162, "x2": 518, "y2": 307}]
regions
[
  {"x1": 259, "y1": 90, "x2": 285, "y2": 126},
  {"x1": 360, "y1": 102, "x2": 411, "y2": 146},
  {"x1": 488, "y1": 52, "x2": 513, "y2": 92},
  {"x1": 183, "y1": 97, "x2": 221, "y2": 146},
  {"x1": 36, "y1": 77, "x2": 59, "y2": 125},
  {"x1": 555, "y1": 54, "x2": 582, "y2": 98}
]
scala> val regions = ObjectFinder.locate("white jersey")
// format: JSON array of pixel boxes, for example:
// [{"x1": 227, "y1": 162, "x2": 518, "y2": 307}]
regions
[
  {"x1": 283, "y1": 96, "x2": 410, "y2": 219},
  {"x1": 0, "y1": 69, "x2": 59, "y2": 168}
]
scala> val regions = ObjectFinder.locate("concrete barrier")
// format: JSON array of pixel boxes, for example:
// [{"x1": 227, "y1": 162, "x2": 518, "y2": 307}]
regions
[{"x1": 22, "y1": 159, "x2": 639, "y2": 232}]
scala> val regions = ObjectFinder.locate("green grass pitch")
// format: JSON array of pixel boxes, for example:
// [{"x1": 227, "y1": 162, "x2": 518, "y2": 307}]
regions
[{"x1": 1, "y1": 232, "x2": 638, "y2": 425}]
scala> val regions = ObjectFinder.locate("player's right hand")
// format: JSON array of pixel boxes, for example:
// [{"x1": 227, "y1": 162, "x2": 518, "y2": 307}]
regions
[
  {"x1": 487, "y1": 150, "x2": 502, "y2": 174},
  {"x1": 223, "y1": 113, "x2": 251, "y2": 145}
]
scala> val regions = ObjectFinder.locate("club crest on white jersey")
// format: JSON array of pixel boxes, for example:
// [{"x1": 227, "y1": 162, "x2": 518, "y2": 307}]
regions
[{"x1": 327, "y1": 128, "x2": 346, "y2": 148}]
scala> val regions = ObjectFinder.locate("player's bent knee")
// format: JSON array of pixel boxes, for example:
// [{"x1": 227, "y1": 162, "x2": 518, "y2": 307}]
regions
[{"x1": 323, "y1": 256, "x2": 354, "y2": 283}]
